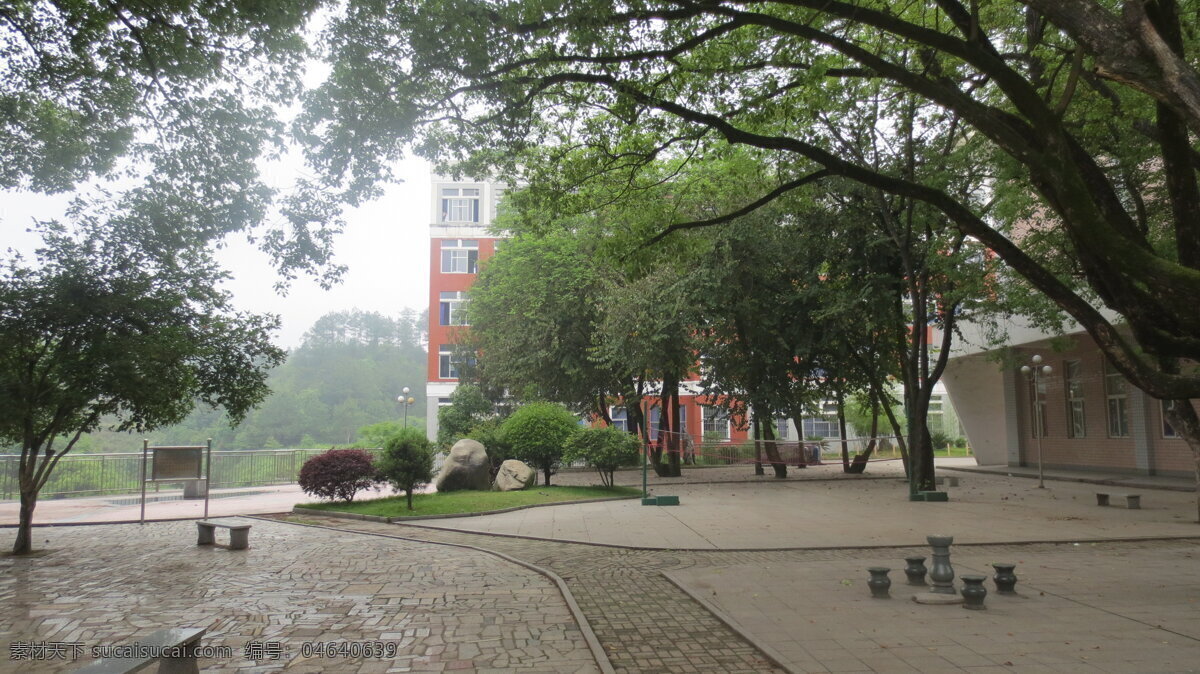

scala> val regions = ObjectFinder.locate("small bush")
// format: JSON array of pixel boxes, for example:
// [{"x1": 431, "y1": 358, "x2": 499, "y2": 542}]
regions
[
  {"x1": 298, "y1": 449, "x2": 377, "y2": 502},
  {"x1": 376, "y1": 428, "x2": 435, "y2": 510},
  {"x1": 564, "y1": 426, "x2": 641, "y2": 488},
  {"x1": 930, "y1": 431, "x2": 952, "y2": 450},
  {"x1": 467, "y1": 417, "x2": 512, "y2": 480},
  {"x1": 501, "y1": 402, "x2": 578, "y2": 486}
]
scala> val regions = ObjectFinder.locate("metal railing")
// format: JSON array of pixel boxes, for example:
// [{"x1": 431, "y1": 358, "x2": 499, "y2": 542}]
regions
[{"x1": 0, "y1": 448, "x2": 383, "y2": 501}]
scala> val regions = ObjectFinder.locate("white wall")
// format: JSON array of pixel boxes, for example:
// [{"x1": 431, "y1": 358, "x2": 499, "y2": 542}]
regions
[{"x1": 942, "y1": 353, "x2": 1013, "y2": 466}]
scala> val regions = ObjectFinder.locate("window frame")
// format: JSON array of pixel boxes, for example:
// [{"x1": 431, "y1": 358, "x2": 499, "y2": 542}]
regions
[
  {"x1": 1065, "y1": 359, "x2": 1086, "y2": 438},
  {"x1": 440, "y1": 239, "x2": 479, "y2": 274},
  {"x1": 1104, "y1": 360, "x2": 1129, "y2": 438},
  {"x1": 440, "y1": 187, "x2": 481, "y2": 223},
  {"x1": 439, "y1": 290, "x2": 468, "y2": 326},
  {"x1": 438, "y1": 344, "x2": 459, "y2": 380},
  {"x1": 701, "y1": 405, "x2": 730, "y2": 441}
]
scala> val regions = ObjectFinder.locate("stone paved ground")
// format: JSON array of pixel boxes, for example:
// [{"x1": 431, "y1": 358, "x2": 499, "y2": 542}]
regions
[
  {"x1": 281, "y1": 518, "x2": 1200, "y2": 673},
  {"x1": 0, "y1": 518, "x2": 598, "y2": 673},
  {"x1": 282, "y1": 515, "x2": 783, "y2": 674}
]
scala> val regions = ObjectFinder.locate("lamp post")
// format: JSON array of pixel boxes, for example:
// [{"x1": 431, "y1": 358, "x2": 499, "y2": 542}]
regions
[
  {"x1": 1020, "y1": 355, "x2": 1053, "y2": 489},
  {"x1": 398, "y1": 387, "x2": 415, "y2": 427}
]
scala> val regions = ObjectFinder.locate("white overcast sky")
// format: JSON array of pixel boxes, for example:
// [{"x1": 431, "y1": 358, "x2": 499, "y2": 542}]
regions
[{"x1": 0, "y1": 157, "x2": 433, "y2": 349}]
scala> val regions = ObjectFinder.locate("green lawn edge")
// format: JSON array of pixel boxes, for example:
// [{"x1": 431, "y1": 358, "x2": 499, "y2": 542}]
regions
[{"x1": 295, "y1": 485, "x2": 642, "y2": 521}]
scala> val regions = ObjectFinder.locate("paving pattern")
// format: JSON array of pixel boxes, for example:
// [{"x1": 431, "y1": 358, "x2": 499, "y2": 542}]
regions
[
  {"x1": 286, "y1": 516, "x2": 1200, "y2": 674},
  {"x1": 0, "y1": 518, "x2": 598, "y2": 672}
]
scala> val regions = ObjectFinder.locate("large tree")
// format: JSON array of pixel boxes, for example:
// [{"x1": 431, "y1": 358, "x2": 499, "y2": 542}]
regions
[
  {"x1": 0, "y1": 223, "x2": 284, "y2": 554},
  {"x1": 302, "y1": 1, "x2": 1200, "y2": 508}
]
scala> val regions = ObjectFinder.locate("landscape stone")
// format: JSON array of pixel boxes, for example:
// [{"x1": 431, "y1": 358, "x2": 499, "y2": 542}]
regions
[
  {"x1": 493, "y1": 459, "x2": 535, "y2": 491},
  {"x1": 435, "y1": 438, "x2": 491, "y2": 491}
]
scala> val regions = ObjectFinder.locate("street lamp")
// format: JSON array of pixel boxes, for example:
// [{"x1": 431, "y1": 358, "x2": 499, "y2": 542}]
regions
[
  {"x1": 1020, "y1": 355, "x2": 1053, "y2": 488},
  {"x1": 398, "y1": 387, "x2": 415, "y2": 427}
]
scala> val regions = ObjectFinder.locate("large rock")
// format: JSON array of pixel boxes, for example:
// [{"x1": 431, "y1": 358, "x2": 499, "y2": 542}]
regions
[
  {"x1": 435, "y1": 439, "x2": 491, "y2": 491},
  {"x1": 493, "y1": 459, "x2": 535, "y2": 491}
]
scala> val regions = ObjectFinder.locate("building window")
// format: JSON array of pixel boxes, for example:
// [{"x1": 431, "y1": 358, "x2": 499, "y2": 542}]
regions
[
  {"x1": 1105, "y1": 360, "x2": 1129, "y2": 438},
  {"x1": 439, "y1": 291, "x2": 468, "y2": 326},
  {"x1": 440, "y1": 239, "x2": 479, "y2": 274},
  {"x1": 441, "y1": 187, "x2": 480, "y2": 222},
  {"x1": 701, "y1": 406, "x2": 730, "y2": 440},
  {"x1": 651, "y1": 405, "x2": 687, "y2": 437},
  {"x1": 438, "y1": 344, "x2": 459, "y2": 380},
  {"x1": 801, "y1": 402, "x2": 840, "y2": 439},
  {"x1": 775, "y1": 418, "x2": 790, "y2": 440},
  {"x1": 1065, "y1": 359, "x2": 1086, "y2": 438},
  {"x1": 437, "y1": 397, "x2": 453, "y2": 406},
  {"x1": 1163, "y1": 400, "x2": 1178, "y2": 438},
  {"x1": 610, "y1": 406, "x2": 628, "y2": 433}
]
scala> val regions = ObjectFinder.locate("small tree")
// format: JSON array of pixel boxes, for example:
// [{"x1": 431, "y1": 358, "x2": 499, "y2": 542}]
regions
[
  {"x1": 376, "y1": 428, "x2": 434, "y2": 510},
  {"x1": 501, "y1": 402, "x2": 577, "y2": 486},
  {"x1": 436, "y1": 384, "x2": 496, "y2": 449},
  {"x1": 298, "y1": 449, "x2": 377, "y2": 502},
  {"x1": 0, "y1": 224, "x2": 285, "y2": 555},
  {"x1": 564, "y1": 426, "x2": 641, "y2": 488}
]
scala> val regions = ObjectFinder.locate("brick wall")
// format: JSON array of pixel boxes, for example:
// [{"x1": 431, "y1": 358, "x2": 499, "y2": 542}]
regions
[{"x1": 1012, "y1": 336, "x2": 1195, "y2": 477}]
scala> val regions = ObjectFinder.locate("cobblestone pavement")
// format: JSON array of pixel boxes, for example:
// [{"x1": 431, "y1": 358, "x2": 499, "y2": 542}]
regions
[
  {"x1": 0, "y1": 518, "x2": 598, "y2": 673},
  {"x1": 281, "y1": 516, "x2": 1200, "y2": 674}
]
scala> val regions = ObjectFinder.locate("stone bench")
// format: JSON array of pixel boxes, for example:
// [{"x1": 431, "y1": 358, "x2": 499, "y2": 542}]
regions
[
  {"x1": 1095, "y1": 492, "x2": 1141, "y2": 509},
  {"x1": 197, "y1": 521, "x2": 251, "y2": 549},
  {"x1": 74, "y1": 627, "x2": 205, "y2": 673}
]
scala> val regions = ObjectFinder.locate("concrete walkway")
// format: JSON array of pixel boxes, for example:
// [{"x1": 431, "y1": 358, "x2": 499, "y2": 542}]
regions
[{"x1": 410, "y1": 463, "x2": 1200, "y2": 549}]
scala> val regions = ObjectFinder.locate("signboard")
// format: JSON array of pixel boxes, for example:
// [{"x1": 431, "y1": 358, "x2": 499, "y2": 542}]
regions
[{"x1": 151, "y1": 447, "x2": 204, "y2": 481}]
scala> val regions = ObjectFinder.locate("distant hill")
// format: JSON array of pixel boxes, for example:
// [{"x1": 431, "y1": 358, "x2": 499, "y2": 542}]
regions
[{"x1": 61, "y1": 309, "x2": 428, "y2": 453}]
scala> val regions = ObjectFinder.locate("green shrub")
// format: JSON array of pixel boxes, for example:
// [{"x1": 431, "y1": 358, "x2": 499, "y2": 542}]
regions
[
  {"x1": 500, "y1": 402, "x2": 577, "y2": 486},
  {"x1": 564, "y1": 426, "x2": 641, "y2": 488},
  {"x1": 930, "y1": 431, "x2": 952, "y2": 450},
  {"x1": 298, "y1": 449, "x2": 377, "y2": 502},
  {"x1": 376, "y1": 428, "x2": 435, "y2": 510},
  {"x1": 467, "y1": 417, "x2": 512, "y2": 479}
]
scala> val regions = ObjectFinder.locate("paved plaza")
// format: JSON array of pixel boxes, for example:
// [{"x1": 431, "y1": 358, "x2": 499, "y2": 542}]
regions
[
  {"x1": 0, "y1": 518, "x2": 599, "y2": 673},
  {"x1": 2, "y1": 459, "x2": 1200, "y2": 672}
]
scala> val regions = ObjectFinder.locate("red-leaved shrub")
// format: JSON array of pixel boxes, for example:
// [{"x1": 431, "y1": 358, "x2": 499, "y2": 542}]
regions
[{"x1": 298, "y1": 449, "x2": 377, "y2": 502}]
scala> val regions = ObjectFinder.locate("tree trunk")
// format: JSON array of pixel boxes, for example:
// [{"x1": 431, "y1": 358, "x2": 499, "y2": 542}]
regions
[
  {"x1": 543, "y1": 463, "x2": 553, "y2": 486},
  {"x1": 838, "y1": 390, "x2": 851, "y2": 473},
  {"x1": 13, "y1": 490, "x2": 36, "y2": 555},
  {"x1": 668, "y1": 388, "x2": 682, "y2": 477},
  {"x1": 1163, "y1": 399, "x2": 1200, "y2": 522},
  {"x1": 406, "y1": 488, "x2": 414, "y2": 510},
  {"x1": 760, "y1": 416, "x2": 787, "y2": 478},
  {"x1": 847, "y1": 399, "x2": 881, "y2": 475},
  {"x1": 753, "y1": 415, "x2": 765, "y2": 475}
]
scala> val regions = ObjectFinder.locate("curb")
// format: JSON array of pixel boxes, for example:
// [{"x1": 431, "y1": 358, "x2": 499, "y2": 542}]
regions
[
  {"x1": 292, "y1": 493, "x2": 640, "y2": 523},
  {"x1": 250, "y1": 516, "x2": 615, "y2": 674},
  {"x1": 941, "y1": 466, "x2": 1198, "y2": 493}
]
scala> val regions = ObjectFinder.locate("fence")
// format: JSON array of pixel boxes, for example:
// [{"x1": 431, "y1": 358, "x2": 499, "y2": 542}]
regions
[
  {"x1": 0, "y1": 448, "x2": 383, "y2": 501},
  {"x1": 647, "y1": 433, "x2": 931, "y2": 468}
]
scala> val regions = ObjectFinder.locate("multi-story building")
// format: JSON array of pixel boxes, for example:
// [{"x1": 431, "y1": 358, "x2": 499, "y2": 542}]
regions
[{"x1": 424, "y1": 176, "x2": 505, "y2": 440}]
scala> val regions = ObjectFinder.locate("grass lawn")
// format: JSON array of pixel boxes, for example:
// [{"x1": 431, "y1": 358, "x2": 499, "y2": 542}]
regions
[{"x1": 298, "y1": 485, "x2": 642, "y2": 518}]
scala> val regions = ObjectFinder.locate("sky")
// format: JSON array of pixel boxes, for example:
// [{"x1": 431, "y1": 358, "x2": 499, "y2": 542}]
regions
[{"x1": 0, "y1": 157, "x2": 434, "y2": 349}]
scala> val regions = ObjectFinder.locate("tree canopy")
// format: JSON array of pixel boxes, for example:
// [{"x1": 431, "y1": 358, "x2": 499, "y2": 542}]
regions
[{"x1": 300, "y1": 1, "x2": 1200, "y2": 455}]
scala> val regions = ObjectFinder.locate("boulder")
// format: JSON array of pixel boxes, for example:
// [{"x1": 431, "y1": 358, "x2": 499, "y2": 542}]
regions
[
  {"x1": 493, "y1": 459, "x2": 535, "y2": 491},
  {"x1": 435, "y1": 439, "x2": 491, "y2": 491}
]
